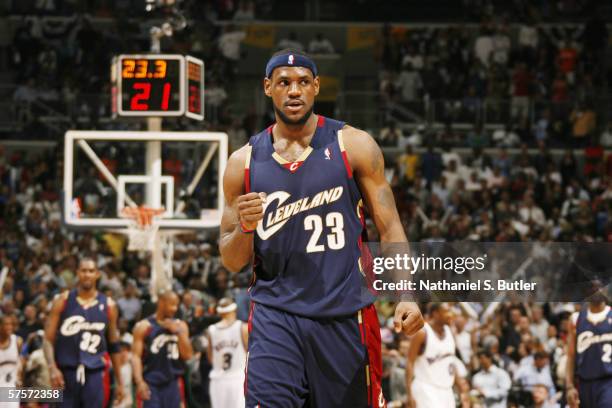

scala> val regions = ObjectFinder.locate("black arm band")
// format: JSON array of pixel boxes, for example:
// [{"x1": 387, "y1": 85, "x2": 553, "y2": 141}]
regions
[{"x1": 108, "y1": 341, "x2": 121, "y2": 354}]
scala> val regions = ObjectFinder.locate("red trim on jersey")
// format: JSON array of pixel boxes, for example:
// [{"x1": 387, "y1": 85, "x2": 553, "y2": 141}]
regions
[
  {"x1": 317, "y1": 115, "x2": 325, "y2": 127},
  {"x1": 341, "y1": 150, "x2": 353, "y2": 179},
  {"x1": 103, "y1": 353, "x2": 111, "y2": 407},
  {"x1": 244, "y1": 302, "x2": 255, "y2": 397},
  {"x1": 247, "y1": 302, "x2": 255, "y2": 334},
  {"x1": 362, "y1": 304, "x2": 386, "y2": 408},
  {"x1": 178, "y1": 377, "x2": 186, "y2": 406},
  {"x1": 267, "y1": 124, "x2": 274, "y2": 134}
]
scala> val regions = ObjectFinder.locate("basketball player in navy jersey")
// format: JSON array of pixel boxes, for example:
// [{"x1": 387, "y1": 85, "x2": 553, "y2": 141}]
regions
[
  {"x1": 132, "y1": 290, "x2": 193, "y2": 408},
  {"x1": 566, "y1": 294, "x2": 612, "y2": 408},
  {"x1": 220, "y1": 49, "x2": 424, "y2": 407},
  {"x1": 44, "y1": 257, "x2": 124, "y2": 407}
]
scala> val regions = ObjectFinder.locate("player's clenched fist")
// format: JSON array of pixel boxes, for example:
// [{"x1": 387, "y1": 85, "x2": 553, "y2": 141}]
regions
[{"x1": 237, "y1": 192, "x2": 266, "y2": 231}]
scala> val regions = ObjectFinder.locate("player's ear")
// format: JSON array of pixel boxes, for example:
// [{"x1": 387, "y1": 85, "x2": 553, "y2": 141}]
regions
[
  {"x1": 313, "y1": 76, "x2": 320, "y2": 96},
  {"x1": 263, "y1": 77, "x2": 272, "y2": 97}
]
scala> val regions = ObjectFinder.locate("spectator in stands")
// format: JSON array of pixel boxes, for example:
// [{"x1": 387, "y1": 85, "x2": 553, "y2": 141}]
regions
[
  {"x1": 472, "y1": 349, "x2": 512, "y2": 408},
  {"x1": 233, "y1": 0, "x2": 255, "y2": 21},
  {"x1": 517, "y1": 20, "x2": 538, "y2": 64},
  {"x1": 378, "y1": 121, "x2": 403, "y2": 147},
  {"x1": 513, "y1": 351, "x2": 556, "y2": 397},
  {"x1": 474, "y1": 25, "x2": 494, "y2": 67},
  {"x1": 420, "y1": 145, "x2": 443, "y2": 186},
  {"x1": 532, "y1": 383, "x2": 560, "y2": 408},
  {"x1": 511, "y1": 63, "x2": 533, "y2": 121},
  {"x1": 117, "y1": 280, "x2": 142, "y2": 326},
  {"x1": 569, "y1": 103, "x2": 596, "y2": 146},
  {"x1": 277, "y1": 31, "x2": 305, "y2": 52},
  {"x1": 492, "y1": 124, "x2": 521, "y2": 148},
  {"x1": 17, "y1": 304, "x2": 42, "y2": 339},
  {"x1": 397, "y1": 145, "x2": 419, "y2": 185},
  {"x1": 491, "y1": 24, "x2": 511, "y2": 66},
  {"x1": 529, "y1": 305, "x2": 550, "y2": 345},
  {"x1": 556, "y1": 39, "x2": 578, "y2": 84},
  {"x1": 308, "y1": 32, "x2": 335, "y2": 54},
  {"x1": 519, "y1": 193, "x2": 547, "y2": 228},
  {"x1": 396, "y1": 62, "x2": 422, "y2": 107},
  {"x1": 218, "y1": 24, "x2": 246, "y2": 76}
]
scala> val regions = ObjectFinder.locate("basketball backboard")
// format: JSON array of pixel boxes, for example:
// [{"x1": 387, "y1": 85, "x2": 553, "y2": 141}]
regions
[{"x1": 63, "y1": 130, "x2": 228, "y2": 231}]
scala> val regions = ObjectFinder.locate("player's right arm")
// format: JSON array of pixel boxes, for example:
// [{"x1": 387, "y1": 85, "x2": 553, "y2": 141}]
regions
[
  {"x1": 43, "y1": 293, "x2": 67, "y2": 389},
  {"x1": 404, "y1": 328, "x2": 426, "y2": 408},
  {"x1": 131, "y1": 319, "x2": 151, "y2": 401},
  {"x1": 219, "y1": 145, "x2": 265, "y2": 272},
  {"x1": 565, "y1": 313, "x2": 579, "y2": 408}
]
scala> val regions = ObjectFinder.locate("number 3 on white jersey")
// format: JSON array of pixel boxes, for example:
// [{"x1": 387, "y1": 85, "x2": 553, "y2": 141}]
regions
[{"x1": 304, "y1": 212, "x2": 345, "y2": 253}]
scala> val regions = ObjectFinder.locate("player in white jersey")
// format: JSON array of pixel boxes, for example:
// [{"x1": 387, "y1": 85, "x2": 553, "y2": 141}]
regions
[
  {"x1": 0, "y1": 315, "x2": 22, "y2": 408},
  {"x1": 406, "y1": 303, "x2": 463, "y2": 408},
  {"x1": 206, "y1": 297, "x2": 248, "y2": 408}
]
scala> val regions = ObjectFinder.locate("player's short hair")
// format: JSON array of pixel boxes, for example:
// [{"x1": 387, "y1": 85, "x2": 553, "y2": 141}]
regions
[
  {"x1": 477, "y1": 348, "x2": 493, "y2": 360},
  {"x1": 78, "y1": 256, "x2": 97, "y2": 268},
  {"x1": 534, "y1": 351, "x2": 549, "y2": 360},
  {"x1": 157, "y1": 288, "x2": 177, "y2": 301}
]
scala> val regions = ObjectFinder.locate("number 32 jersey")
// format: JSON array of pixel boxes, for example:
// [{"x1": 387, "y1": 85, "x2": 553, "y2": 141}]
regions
[
  {"x1": 55, "y1": 290, "x2": 109, "y2": 370},
  {"x1": 246, "y1": 116, "x2": 375, "y2": 317}
]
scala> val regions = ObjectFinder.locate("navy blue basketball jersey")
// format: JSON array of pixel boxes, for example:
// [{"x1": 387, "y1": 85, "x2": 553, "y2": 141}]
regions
[
  {"x1": 245, "y1": 116, "x2": 375, "y2": 317},
  {"x1": 55, "y1": 290, "x2": 109, "y2": 370},
  {"x1": 575, "y1": 306, "x2": 612, "y2": 381},
  {"x1": 143, "y1": 316, "x2": 184, "y2": 386}
]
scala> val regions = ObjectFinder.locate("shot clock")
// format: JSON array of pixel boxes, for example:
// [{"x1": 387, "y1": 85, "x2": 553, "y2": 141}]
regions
[{"x1": 111, "y1": 54, "x2": 204, "y2": 119}]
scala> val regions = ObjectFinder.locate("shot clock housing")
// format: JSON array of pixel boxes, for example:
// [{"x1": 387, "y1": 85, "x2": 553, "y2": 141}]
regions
[{"x1": 111, "y1": 54, "x2": 204, "y2": 120}]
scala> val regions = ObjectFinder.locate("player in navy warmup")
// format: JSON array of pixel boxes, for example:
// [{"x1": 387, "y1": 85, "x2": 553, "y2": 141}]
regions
[
  {"x1": 566, "y1": 294, "x2": 612, "y2": 408},
  {"x1": 220, "y1": 49, "x2": 424, "y2": 407},
  {"x1": 44, "y1": 257, "x2": 124, "y2": 407},
  {"x1": 132, "y1": 290, "x2": 193, "y2": 408}
]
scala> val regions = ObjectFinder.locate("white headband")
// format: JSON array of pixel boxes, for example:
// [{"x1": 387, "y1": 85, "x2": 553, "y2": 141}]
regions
[{"x1": 217, "y1": 303, "x2": 237, "y2": 314}]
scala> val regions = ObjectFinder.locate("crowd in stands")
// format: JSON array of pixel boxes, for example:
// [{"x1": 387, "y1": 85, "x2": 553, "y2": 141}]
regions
[{"x1": 379, "y1": 15, "x2": 610, "y2": 147}]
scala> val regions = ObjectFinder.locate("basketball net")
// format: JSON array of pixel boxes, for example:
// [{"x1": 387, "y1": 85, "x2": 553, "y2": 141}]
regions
[
  {"x1": 121, "y1": 206, "x2": 165, "y2": 252},
  {"x1": 121, "y1": 206, "x2": 173, "y2": 299}
]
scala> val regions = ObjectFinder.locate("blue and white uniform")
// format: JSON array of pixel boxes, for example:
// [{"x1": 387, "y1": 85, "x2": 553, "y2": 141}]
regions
[{"x1": 244, "y1": 116, "x2": 385, "y2": 407}]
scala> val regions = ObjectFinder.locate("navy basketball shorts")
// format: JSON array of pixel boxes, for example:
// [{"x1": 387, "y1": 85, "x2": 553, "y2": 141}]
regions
[
  {"x1": 61, "y1": 366, "x2": 109, "y2": 408},
  {"x1": 245, "y1": 302, "x2": 386, "y2": 408},
  {"x1": 138, "y1": 378, "x2": 185, "y2": 408},
  {"x1": 578, "y1": 377, "x2": 612, "y2": 408}
]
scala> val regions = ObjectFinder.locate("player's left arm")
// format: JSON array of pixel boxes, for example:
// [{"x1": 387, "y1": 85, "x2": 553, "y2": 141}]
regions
[
  {"x1": 106, "y1": 298, "x2": 125, "y2": 403},
  {"x1": 16, "y1": 336, "x2": 23, "y2": 387},
  {"x1": 565, "y1": 313, "x2": 579, "y2": 408},
  {"x1": 342, "y1": 125, "x2": 424, "y2": 335},
  {"x1": 176, "y1": 320, "x2": 194, "y2": 361}
]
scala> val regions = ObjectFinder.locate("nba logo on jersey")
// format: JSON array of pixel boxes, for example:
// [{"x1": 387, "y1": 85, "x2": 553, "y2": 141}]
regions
[
  {"x1": 324, "y1": 147, "x2": 331, "y2": 160},
  {"x1": 288, "y1": 55, "x2": 294, "y2": 64}
]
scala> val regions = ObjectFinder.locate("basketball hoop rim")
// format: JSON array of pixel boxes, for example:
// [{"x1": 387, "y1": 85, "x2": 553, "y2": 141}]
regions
[{"x1": 121, "y1": 206, "x2": 166, "y2": 228}]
